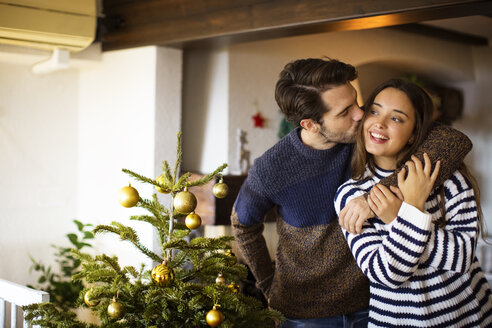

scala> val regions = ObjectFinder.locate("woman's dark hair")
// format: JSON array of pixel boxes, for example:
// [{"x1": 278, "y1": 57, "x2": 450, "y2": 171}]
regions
[
  {"x1": 275, "y1": 58, "x2": 357, "y2": 126},
  {"x1": 351, "y1": 78, "x2": 434, "y2": 179},
  {"x1": 351, "y1": 78, "x2": 485, "y2": 237}
]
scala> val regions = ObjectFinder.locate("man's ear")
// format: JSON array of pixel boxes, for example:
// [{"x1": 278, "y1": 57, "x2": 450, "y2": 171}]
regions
[{"x1": 300, "y1": 119, "x2": 319, "y2": 132}]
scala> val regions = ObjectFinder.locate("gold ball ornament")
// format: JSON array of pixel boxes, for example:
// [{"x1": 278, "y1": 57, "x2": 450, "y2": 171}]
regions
[
  {"x1": 206, "y1": 305, "x2": 225, "y2": 327},
  {"x1": 224, "y1": 250, "x2": 237, "y2": 266},
  {"x1": 155, "y1": 174, "x2": 170, "y2": 194},
  {"x1": 84, "y1": 289, "x2": 99, "y2": 307},
  {"x1": 173, "y1": 188, "x2": 197, "y2": 214},
  {"x1": 107, "y1": 298, "x2": 125, "y2": 319},
  {"x1": 118, "y1": 185, "x2": 140, "y2": 208},
  {"x1": 185, "y1": 212, "x2": 202, "y2": 230},
  {"x1": 228, "y1": 282, "x2": 240, "y2": 294},
  {"x1": 212, "y1": 178, "x2": 229, "y2": 199},
  {"x1": 151, "y1": 261, "x2": 175, "y2": 287},
  {"x1": 215, "y1": 273, "x2": 226, "y2": 285}
]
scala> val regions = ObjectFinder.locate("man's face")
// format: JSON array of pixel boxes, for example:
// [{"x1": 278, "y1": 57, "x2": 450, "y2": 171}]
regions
[{"x1": 317, "y1": 82, "x2": 363, "y2": 145}]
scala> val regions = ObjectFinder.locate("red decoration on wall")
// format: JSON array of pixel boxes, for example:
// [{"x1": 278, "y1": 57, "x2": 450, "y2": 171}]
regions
[{"x1": 252, "y1": 112, "x2": 265, "y2": 128}]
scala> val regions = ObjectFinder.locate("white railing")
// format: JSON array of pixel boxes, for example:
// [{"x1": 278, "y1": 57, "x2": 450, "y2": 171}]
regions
[
  {"x1": 477, "y1": 239, "x2": 492, "y2": 286},
  {"x1": 0, "y1": 279, "x2": 49, "y2": 328}
]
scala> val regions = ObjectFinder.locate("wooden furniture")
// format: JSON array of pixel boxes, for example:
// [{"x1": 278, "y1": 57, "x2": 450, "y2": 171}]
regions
[{"x1": 0, "y1": 279, "x2": 49, "y2": 328}]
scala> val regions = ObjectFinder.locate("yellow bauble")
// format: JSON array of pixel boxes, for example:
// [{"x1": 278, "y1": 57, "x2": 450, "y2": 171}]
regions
[
  {"x1": 206, "y1": 306, "x2": 224, "y2": 327},
  {"x1": 84, "y1": 289, "x2": 99, "y2": 307},
  {"x1": 173, "y1": 189, "x2": 197, "y2": 214},
  {"x1": 185, "y1": 212, "x2": 202, "y2": 230},
  {"x1": 228, "y1": 282, "x2": 240, "y2": 294},
  {"x1": 212, "y1": 179, "x2": 229, "y2": 199},
  {"x1": 107, "y1": 299, "x2": 125, "y2": 319},
  {"x1": 151, "y1": 261, "x2": 175, "y2": 287},
  {"x1": 224, "y1": 250, "x2": 237, "y2": 266},
  {"x1": 155, "y1": 174, "x2": 170, "y2": 194},
  {"x1": 118, "y1": 185, "x2": 140, "y2": 208},
  {"x1": 215, "y1": 273, "x2": 226, "y2": 285}
]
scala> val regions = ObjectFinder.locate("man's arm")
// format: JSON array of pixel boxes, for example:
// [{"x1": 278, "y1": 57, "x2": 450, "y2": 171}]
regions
[
  {"x1": 340, "y1": 123, "x2": 472, "y2": 234},
  {"x1": 230, "y1": 174, "x2": 275, "y2": 297},
  {"x1": 231, "y1": 208, "x2": 275, "y2": 296}
]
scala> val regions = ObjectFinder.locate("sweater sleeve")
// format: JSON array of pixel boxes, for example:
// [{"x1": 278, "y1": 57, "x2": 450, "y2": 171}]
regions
[
  {"x1": 378, "y1": 123, "x2": 472, "y2": 188},
  {"x1": 340, "y1": 201, "x2": 433, "y2": 289},
  {"x1": 420, "y1": 172, "x2": 479, "y2": 273},
  {"x1": 231, "y1": 174, "x2": 275, "y2": 296}
]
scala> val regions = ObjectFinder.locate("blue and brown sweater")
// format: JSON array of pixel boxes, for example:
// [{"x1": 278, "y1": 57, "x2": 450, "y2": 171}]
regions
[{"x1": 231, "y1": 124, "x2": 471, "y2": 319}]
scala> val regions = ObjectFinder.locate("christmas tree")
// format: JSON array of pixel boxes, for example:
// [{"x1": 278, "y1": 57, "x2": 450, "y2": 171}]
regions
[{"x1": 24, "y1": 132, "x2": 283, "y2": 327}]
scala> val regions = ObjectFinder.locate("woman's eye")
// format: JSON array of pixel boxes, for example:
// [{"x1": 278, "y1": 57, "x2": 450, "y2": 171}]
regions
[
  {"x1": 370, "y1": 110, "x2": 377, "y2": 115},
  {"x1": 392, "y1": 117, "x2": 402, "y2": 122}
]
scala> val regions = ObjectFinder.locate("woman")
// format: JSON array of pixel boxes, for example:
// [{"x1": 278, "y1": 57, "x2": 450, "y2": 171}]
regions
[{"x1": 334, "y1": 78, "x2": 492, "y2": 327}]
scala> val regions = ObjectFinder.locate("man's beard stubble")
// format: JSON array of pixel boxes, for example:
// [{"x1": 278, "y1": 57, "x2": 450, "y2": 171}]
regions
[{"x1": 318, "y1": 122, "x2": 359, "y2": 145}]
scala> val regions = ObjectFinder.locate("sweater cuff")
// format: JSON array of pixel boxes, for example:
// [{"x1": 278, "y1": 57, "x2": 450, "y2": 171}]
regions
[{"x1": 395, "y1": 202, "x2": 433, "y2": 231}]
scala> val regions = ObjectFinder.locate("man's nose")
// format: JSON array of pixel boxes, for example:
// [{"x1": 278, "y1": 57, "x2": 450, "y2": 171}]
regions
[{"x1": 352, "y1": 105, "x2": 364, "y2": 121}]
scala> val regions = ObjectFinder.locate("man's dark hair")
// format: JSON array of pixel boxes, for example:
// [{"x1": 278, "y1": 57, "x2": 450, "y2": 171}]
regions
[{"x1": 275, "y1": 58, "x2": 358, "y2": 126}]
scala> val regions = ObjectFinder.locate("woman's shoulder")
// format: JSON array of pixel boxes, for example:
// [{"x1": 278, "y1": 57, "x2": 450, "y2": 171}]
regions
[{"x1": 442, "y1": 169, "x2": 474, "y2": 199}]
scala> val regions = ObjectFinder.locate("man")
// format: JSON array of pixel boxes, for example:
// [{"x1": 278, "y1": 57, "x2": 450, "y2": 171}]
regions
[{"x1": 231, "y1": 58, "x2": 471, "y2": 327}]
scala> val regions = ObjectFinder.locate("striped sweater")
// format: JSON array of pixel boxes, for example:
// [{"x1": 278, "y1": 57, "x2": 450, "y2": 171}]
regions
[{"x1": 335, "y1": 167, "x2": 492, "y2": 327}]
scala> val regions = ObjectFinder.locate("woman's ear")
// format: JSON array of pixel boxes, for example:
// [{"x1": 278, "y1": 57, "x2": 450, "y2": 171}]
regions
[
  {"x1": 300, "y1": 119, "x2": 319, "y2": 133},
  {"x1": 408, "y1": 135, "x2": 415, "y2": 144}
]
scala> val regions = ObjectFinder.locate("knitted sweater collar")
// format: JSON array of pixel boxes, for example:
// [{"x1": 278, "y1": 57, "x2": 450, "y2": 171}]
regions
[{"x1": 290, "y1": 127, "x2": 349, "y2": 160}]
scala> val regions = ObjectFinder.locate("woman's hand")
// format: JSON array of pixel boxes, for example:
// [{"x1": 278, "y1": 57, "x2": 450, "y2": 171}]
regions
[
  {"x1": 368, "y1": 184, "x2": 404, "y2": 224},
  {"x1": 398, "y1": 153, "x2": 440, "y2": 211}
]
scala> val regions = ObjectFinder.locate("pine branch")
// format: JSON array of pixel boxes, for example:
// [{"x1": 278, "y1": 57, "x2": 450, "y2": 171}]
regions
[
  {"x1": 161, "y1": 160, "x2": 174, "y2": 185},
  {"x1": 174, "y1": 172, "x2": 192, "y2": 191},
  {"x1": 172, "y1": 132, "x2": 183, "y2": 184},
  {"x1": 94, "y1": 223, "x2": 164, "y2": 263},
  {"x1": 187, "y1": 163, "x2": 228, "y2": 187},
  {"x1": 121, "y1": 168, "x2": 156, "y2": 186}
]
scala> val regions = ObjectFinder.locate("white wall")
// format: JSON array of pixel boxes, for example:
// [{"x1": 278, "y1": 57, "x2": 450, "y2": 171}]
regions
[
  {"x1": 182, "y1": 47, "x2": 229, "y2": 174},
  {"x1": 0, "y1": 58, "x2": 79, "y2": 285},
  {"x1": 0, "y1": 44, "x2": 182, "y2": 285}
]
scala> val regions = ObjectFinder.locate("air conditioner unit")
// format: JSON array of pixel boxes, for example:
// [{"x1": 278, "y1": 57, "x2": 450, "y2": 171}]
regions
[{"x1": 0, "y1": 0, "x2": 96, "y2": 52}]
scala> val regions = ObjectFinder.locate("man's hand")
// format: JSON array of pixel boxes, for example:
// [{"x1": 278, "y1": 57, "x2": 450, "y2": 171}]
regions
[
  {"x1": 339, "y1": 195, "x2": 374, "y2": 234},
  {"x1": 398, "y1": 153, "x2": 440, "y2": 211},
  {"x1": 368, "y1": 184, "x2": 403, "y2": 224}
]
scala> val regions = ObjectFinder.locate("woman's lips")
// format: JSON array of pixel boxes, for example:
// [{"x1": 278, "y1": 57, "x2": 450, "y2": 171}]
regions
[{"x1": 368, "y1": 130, "x2": 389, "y2": 144}]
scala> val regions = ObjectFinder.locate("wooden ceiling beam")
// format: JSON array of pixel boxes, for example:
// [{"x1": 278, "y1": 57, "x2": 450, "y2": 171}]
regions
[{"x1": 101, "y1": 0, "x2": 492, "y2": 51}]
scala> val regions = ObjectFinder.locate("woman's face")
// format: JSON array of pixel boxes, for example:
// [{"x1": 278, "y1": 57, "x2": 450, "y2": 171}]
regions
[{"x1": 363, "y1": 87, "x2": 416, "y2": 170}]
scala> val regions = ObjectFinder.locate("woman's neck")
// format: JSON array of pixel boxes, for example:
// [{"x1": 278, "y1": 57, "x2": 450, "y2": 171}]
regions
[{"x1": 374, "y1": 156, "x2": 397, "y2": 170}]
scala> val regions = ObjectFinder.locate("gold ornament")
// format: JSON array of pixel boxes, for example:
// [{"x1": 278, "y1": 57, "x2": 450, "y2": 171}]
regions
[
  {"x1": 118, "y1": 185, "x2": 140, "y2": 208},
  {"x1": 107, "y1": 298, "x2": 125, "y2": 319},
  {"x1": 206, "y1": 305, "x2": 225, "y2": 327},
  {"x1": 155, "y1": 174, "x2": 170, "y2": 194},
  {"x1": 151, "y1": 261, "x2": 175, "y2": 287},
  {"x1": 173, "y1": 188, "x2": 197, "y2": 214},
  {"x1": 212, "y1": 178, "x2": 229, "y2": 199},
  {"x1": 228, "y1": 282, "x2": 240, "y2": 294},
  {"x1": 185, "y1": 212, "x2": 202, "y2": 230},
  {"x1": 224, "y1": 250, "x2": 237, "y2": 266},
  {"x1": 215, "y1": 273, "x2": 226, "y2": 285},
  {"x1": 84, "y1": 289, "x2": 99, "y2": 307}
]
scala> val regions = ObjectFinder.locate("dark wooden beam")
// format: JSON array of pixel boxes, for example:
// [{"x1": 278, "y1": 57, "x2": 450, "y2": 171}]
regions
[
  {"x1": 101, "y1": 0, "x2": 492, "y2": 51},
  {"x1": 390, "y1": 23, "x2": 489, "y2": 46}
]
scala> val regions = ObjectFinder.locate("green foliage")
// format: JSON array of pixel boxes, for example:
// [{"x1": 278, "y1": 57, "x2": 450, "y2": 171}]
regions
[
  {"x1": 24, "y1": 132, "x2": 283, "y2": 327},
  {"x1": 28, "y1": 220, "x2": 94, "y2": 311}
]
